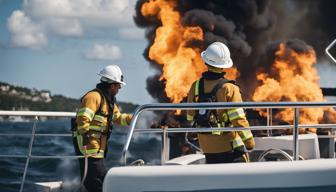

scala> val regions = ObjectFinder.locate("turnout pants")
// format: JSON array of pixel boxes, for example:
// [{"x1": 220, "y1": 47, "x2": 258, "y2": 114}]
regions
[
  {"x1": 78, "y1": 157, "x2": 107, "y2": 192},
  {"x1": 204, "y1": 147, "x2": 249, "y2": 164},
  {"x1": 73, "y1": 137, "x2": 107, "y2": 192}
]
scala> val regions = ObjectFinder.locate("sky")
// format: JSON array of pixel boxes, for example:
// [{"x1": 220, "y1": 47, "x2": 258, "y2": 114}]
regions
[
  {"x1": 1, "y1": 0, "x2": 336, "y2": 106},
  {"x1": 0, "y1": 0, "x2": 154, "y2": 105}
]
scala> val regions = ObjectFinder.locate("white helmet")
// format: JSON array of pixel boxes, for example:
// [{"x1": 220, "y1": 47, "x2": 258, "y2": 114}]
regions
[
  {"x1": 98, "y1": 65, "x2": 126, "y2": 85},
  {"x1": 201, "y1": 42, "x2": 233, "y2": 69}
]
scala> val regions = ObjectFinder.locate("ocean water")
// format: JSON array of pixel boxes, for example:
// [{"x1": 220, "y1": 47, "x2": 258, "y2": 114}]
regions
[
  {"x1": 2, "y1": 119, "x2": 336, "y2": 192},
  {"x1": 0, "y1": 119, "x2": 161, "y2": 192}
]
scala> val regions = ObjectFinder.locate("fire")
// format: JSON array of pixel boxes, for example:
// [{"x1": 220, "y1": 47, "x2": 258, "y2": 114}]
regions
[
  {"x1": 252, "y1": 43, "x2": 328, "y2": 133},
  {"x1": 224, "y1": 67, "x2": 240, "y2": 80},
  {"x1": 141, "y1": 0, "x2": 206, "y2": 103}
]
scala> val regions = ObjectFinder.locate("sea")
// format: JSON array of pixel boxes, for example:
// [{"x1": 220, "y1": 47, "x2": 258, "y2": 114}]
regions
[
  {"x1": 0, "y1": 119, "x2": 162, "y2": 192},
  {"x1": 2, "y1": 101, "x2": 336, "y2": 192}
]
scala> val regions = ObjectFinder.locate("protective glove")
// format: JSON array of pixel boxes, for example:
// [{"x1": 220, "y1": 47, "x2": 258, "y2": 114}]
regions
[{"x1": 244, "y1": 138, "x2": 255, "y2": 150}]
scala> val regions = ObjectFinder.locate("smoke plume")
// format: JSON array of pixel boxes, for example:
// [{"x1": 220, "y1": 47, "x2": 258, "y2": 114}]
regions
[{"x1": 134, "y1": 0, "x2": 336, "y2": 102}]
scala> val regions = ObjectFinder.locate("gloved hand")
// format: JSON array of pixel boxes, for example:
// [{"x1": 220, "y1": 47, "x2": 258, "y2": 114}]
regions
[
  {"x1": 244, "y1": 138, "x2": 255, "y2": 150},
  {"x1": 125, "y1": 113, "x2": 133, "y2": 125}
]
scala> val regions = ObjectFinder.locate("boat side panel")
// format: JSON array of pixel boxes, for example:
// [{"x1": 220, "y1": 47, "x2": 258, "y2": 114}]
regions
[{"x1": 103, "y1": 159, "x2": 336, "y2": 192}]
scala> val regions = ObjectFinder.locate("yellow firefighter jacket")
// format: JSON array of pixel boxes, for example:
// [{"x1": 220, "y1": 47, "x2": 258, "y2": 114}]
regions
[
  {"x1": 74, "y1": 89, "x2": 132, "y2": 158},
  {"x1": 187, "y1": 78, "x2": 255, "y2": 154}
]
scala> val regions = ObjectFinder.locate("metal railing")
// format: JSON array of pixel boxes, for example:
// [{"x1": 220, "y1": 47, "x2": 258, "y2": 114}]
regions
[
  {"x1": 0, "y1": 111, "x2": 77, "y2": 192},
  {"x1": 326, "y1": 38, "x2": 336, "y2": 64},
  {"x1": 1, "y1": 102, "x2": 336, "y2": 191},
  {"x1": 121, "y1": 102, "x2": 336, "y2": 165}
]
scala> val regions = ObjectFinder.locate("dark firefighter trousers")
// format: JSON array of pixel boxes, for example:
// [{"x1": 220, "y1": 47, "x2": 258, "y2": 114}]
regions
[
  {"x1": 204, "y1": 146, "x2": 249, "y2": 164},
  {"x1": 73, "y1": 137, "x2": 107, "y2": 192}
]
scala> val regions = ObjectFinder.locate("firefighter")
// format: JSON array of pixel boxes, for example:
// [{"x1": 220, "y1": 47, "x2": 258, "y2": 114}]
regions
[
  {"x1": 186, "y1": 42, "x2": 255, "y2": 164},
  {"x1": 73, "y1": 64, "x2": 132, "y2": 192}
]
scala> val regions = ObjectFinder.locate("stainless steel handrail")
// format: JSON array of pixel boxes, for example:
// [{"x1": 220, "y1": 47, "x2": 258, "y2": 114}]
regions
[
  {"x1": 325, "y1": 38, "x2": 336, "y2": 64},
  {"x1": 121, "y1": 102, "x2": 336, "y2": 165},
  {"x1": 0, "y1": 133, "x2": 73, "y2": 136},
  {"x1": 132, "y1": 124, "x2": 336, "y2": 133},
  {"x1": 293, "y1": 108, "x2": 299, "y2": 160},
  {"x1": 19, "y1": 116, "x2": 38, "y2": 192},
  {"x1": 1, "y1": 102, "x2": 336, "y2": 191},
  {"x1": 0, "y1": 111, "x2": 76, "y2": 117}
]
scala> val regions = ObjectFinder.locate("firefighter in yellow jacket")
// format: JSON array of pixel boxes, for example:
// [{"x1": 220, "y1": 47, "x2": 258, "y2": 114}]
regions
[
  {"x1": 73, "y1": 64, "x2": 132, "y2": 192},
  {"x1": 187, "y1": 42, "x2": 255, "y2": 164}
]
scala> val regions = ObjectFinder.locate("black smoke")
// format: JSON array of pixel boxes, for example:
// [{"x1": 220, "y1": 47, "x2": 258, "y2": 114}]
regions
[
  {"x1": 134, "y1": 0, "x2": 336, "y2": 102},
  {"x1": 259, "y1": 39, "x2": 314, "y2": 79}
]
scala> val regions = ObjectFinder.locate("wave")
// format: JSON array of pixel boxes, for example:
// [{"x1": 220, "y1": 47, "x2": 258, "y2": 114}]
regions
[{"x1": 0, "y1": 119, "x2": 161, "y2": 191}]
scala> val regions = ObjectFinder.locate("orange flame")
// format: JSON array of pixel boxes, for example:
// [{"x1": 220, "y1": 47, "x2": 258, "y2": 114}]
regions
[
  {"x1": 224, "y1": 67, "x2": 240, "y2": 80},
  {"x1": 252, "y1": 43, "x2": 327, "y2": 133},
  {"x1": 141, "y1": 0, "x2": 206, "y2": 103},
  {"x1": 321, "y1": 107, "x2": 336, "y2": 125}
]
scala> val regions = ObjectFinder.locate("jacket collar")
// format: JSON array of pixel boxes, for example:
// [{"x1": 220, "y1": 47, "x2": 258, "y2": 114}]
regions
[{"x1": 201, "y1": 71, "x2": 225, "y2": 80}]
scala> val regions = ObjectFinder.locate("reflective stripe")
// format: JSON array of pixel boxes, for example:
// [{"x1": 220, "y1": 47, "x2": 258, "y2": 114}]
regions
[
  {"x1": 90, "y1": 132, "x2": 102, "y2": 139},
  {"x1": 211, "y1": 123, "x2": 221, "y2": 135},
  {"x1": 120, "y1": 114, "x2": 129, "y2": 126},
  {"x1": 222, "y1": 112, "x2": 229, "y2": 122},
  {"x1": 195, "y1": 80, "x2": 200, "y2": 96},
  {"x1": 77, "y1": 107, "x2": 95, "y2": 121},
  {"x1": 85, "y1": 149, "x2": 104, "y2": 158},
  {"x1": 76, "y1": 135, "x2": 104, "y2": 158},
  {"x1": 212, "y1": 131, "x2": 221, "y2": 135},
  {"x1": 93, "y1": 115, "x2": 107, "y2": 123},
  {"x1": 232, "y1": 137, "x2": 244, "y2": 149},
  {"x1": 187, "y1": 114, "x2": 194, "y2": 121},
  {"x1": 77, "y1": 124, "x2": 90, "y2": 133},
  {"x1": 85, "y1": 148, "x2": 99, "y2": 154},
  {"x1": 240, "y1": 129, "x2": 253, "y2": 141},
  {"x1": 76, "y1": 135, "x2": 85, "y2": 154},
  {"x1": 89, "y1": 125, "x2": 107, "y2": 133},
  {"x1": 95, "y1": 150, "x2": 105, "y2": 158},
  {"x1": 227, "y1": 108, "x2": 245, "y2": 121}
]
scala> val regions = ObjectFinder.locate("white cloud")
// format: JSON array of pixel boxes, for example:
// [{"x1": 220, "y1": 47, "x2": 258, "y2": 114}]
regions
[
  {"x1": 118, "y1": 27, "x2": 145, "y2": 40},
  {"x1": 6, "y1": 0, "x2": 140, "y2": 49},
  {"x1": 45, "y1": 18, "x2": 83, "y2": 36},
  {"x1": 7, "y1": 10, "x2": 47, "y2": 49},
  {"x1": 85, "y1": 43, "x2": 122, "y2": 60},
  {"x1": 23, "y1": 0, "x2": 134, "y2": 26}
]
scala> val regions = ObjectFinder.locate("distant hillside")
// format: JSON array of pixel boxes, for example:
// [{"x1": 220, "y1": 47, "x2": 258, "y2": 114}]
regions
[{"x1": 0, "y1": 82, "x2": 138, "y2": 113}]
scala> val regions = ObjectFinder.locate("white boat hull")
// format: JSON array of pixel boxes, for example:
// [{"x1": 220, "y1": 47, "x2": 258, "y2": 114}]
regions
[{"x1": 103, "y1": 159, "x2": 336, "y2": 192}]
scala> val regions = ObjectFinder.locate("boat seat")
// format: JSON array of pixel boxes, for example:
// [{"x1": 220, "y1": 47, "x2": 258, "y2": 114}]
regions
[{"x1": 252, "y1": 133, "x2": 320, "y2": 160}]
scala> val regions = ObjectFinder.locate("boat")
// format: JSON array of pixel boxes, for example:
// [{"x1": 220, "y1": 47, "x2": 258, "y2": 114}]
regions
[{"x1": 0, "y1": 101, "x2": 336, "y2": 192}]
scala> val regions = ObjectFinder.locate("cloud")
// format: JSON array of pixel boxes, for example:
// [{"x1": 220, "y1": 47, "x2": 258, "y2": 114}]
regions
[
  {"x1": 7, "y1": 10, "x2": 47, "y2": 49},
  {"x1": 44, "y1": 18, "x2": 83, "y2": 36},
  {"x1": 85, "y1": 43, "x2": 122, "y2": 60},
  {"x1": 6, "y1": 0, "x2": 139, "y2": 49},
  {"x1": 23, "y1": 0, "x2": 134, "y2": 26},
  {"x1": 118, "y1": 27, "x2": 145, "y2": 40}
]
